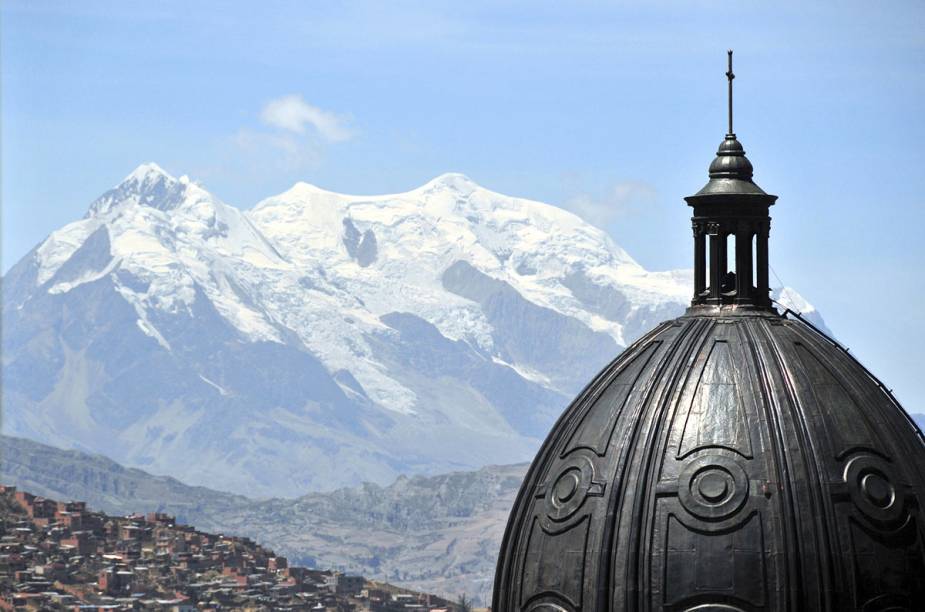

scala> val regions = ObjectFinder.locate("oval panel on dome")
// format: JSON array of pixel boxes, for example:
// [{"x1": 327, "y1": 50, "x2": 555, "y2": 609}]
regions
[
  {"x1": 518, "y1": 515, "x2": 590, "y2": 610},
  {"x1": 791, "y1": 342, "x2": 879, "y2": 461},
  {"x1": 678, "y1": 333, "x2": 754, "y2": 460},
  {"x1": 562, "y1": 340, "x2": 662, "y2": 457},
  {"x1": 662, "y1": 512, "x2": 767, "y2": 607}
]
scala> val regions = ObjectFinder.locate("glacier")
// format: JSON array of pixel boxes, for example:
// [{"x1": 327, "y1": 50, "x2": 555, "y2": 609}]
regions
[{"x1": 1, "y1": 163, "x2": 825, "y2": 497}]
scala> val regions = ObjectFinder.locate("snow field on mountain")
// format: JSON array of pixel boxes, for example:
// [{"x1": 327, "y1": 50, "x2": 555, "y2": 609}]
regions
[{"x1": 5, "y1": 162, "x2": 824, "y2": 495}]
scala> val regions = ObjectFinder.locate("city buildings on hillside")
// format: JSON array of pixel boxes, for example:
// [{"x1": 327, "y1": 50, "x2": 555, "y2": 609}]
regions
[{"x1": 0, "y1": 485, "x2": 463, "y2": 611}]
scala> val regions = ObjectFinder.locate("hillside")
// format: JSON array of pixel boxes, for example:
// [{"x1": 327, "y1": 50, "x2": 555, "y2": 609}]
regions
[
  {"x1": 1, "y1": 435, "x2": 525, "y2": 603},
  {"x1": 0, "y1": 484, "x2": 461, "y2": 610}
]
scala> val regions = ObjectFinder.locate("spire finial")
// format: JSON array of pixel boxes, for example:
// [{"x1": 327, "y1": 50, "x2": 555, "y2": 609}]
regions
[{"x1": 726, "y1": 49, "x2": 735, "y2": 135}]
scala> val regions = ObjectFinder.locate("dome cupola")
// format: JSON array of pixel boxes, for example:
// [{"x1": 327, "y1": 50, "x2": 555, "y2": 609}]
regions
[
  {"x1": 685, "y1": 51, "x2": 778, "y2": 310},
  {"x1": 492, "y1": 52, "x2": 925, "y2": 612}
]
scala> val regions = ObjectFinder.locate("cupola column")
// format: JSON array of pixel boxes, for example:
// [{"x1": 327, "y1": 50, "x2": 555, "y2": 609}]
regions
[
  {"x1": 756, "y1": 220, "x2": 770, "y2": 306},
  {"x1": 735, "y1": 223, "x2": 754, "y2": 304},
  {"x1": 693, "y1": 222, "x2": 707, "y2": 299},
  {"x1": 707, "y1": 225, "x2": 723, "y2": 304}
]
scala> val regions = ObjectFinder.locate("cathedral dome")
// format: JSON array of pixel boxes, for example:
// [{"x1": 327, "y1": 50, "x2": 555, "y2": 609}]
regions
[{"x1": 492, "y1": 52, "x2": 925, "y2": 611}]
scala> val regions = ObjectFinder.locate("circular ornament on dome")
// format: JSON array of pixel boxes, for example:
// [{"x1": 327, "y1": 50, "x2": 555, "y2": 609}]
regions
[
  {"x1": 844, "y1": 455, "x2": 906, "y2": 525},
  {"x1": 541, "y1": 453, "x2": 603, "y2": 525},
  {"x1": 678, "y1": 456, "x2": 749, "y2": 520}
]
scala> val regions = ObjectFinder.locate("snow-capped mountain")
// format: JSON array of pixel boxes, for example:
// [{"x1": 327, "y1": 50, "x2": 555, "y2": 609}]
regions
[{"x1": 1, "y1": 164, "x2": 825, "y2": 497}]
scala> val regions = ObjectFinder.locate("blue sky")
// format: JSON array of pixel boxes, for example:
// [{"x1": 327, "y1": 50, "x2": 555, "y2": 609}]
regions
[{"x1": 3, "y1": 1, "x2": 924, "y2": 408}]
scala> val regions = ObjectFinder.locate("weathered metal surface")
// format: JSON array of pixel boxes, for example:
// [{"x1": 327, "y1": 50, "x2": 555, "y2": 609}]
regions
[
  {"x1": 493, "y1": 312, "x2": 925, "y2": 611},
  {"x1": 493, "y1": 52, "x2": 925, "y2": 611}
]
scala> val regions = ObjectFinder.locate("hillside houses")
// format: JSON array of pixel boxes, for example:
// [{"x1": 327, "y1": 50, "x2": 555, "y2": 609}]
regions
[{"x1": 0, "y1": 485, "x2": 463, "y2": 611}]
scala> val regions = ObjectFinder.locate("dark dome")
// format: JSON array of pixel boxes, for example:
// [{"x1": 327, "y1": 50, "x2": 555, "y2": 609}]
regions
[
  {"x1": 709, "y1": 135, "x2": 753, "y2": 179},
  {"x1": 687, "y1": 134, "x2": 772, "y2": 200},
  {"x1": 493, "y1": 53, "x2": 925, "y2": 611},
  {"x1": 493, "y1": 312, "x2": 925, "y2": 611}
]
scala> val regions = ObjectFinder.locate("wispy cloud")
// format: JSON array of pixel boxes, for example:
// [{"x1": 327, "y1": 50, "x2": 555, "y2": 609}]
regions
[
  {"x1": 565, "y1": 180, "x2": 658, "y2": 228},
  {"x1": 259, "y1": 95, "x2": 354, "y2": 142},
  {"x1": 226, "y1": 95, "x2": 355, "y2": 174},
  {"x1": 231, "y1": 129, "x2": 322, "y2": 171}
]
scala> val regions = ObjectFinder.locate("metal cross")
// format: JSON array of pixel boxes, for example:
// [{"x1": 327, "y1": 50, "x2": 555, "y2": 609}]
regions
[{"x1": 726, "y1": 49, "x2": 735, "y2": 135}]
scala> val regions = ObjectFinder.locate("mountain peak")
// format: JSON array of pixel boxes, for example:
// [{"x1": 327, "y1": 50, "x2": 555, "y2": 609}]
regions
[
  {"x1": 290, "y1": 181, "x2": 341, "y2": 196},
  {"x1": 88, "y1": 163, "x2": 198, "y2": 216},
  {"x1": 121, "y1": 162, "x2": 174, "y2": 186},
  {"x1": 420, "y1": 172, "x2": 480, "y2": 194}
]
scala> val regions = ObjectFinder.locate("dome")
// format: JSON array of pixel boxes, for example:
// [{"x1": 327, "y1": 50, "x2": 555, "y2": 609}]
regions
[
  {"x1": 492, "y1": 311, "x2": 925, "y2": 611},
  {"x1": 493, "y1": 52, "x2": 925, "y2": 611},
  {"x1": 687, "y1": 135, "x2": 771, "y2": 200},
  {"x1": 709, "y1": 136, "x2": 754, "y2": 179}
]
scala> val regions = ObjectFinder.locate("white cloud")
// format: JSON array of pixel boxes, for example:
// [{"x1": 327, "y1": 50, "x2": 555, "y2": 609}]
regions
[
  {"x1": 565, "y1": 180, "x2": 657, "y2": 228},
  {"x1": 225, "y1": 95, "x2": 354, "y2": 173},
  {"x1": 259, "y1": 95, "x2": 354, "y2": 142}
]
